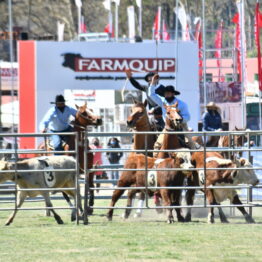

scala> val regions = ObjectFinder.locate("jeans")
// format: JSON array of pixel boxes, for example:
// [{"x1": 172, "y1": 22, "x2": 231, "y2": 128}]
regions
[
  {"x1": 50, "y1": 126, "x2": 73, "y2": 153},
  {"x1": 108, "y1": 161, "x2": 120, "y2": 183}
]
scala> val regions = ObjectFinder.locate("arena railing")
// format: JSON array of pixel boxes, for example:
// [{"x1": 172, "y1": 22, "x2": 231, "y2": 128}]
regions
[
  {"x1": 0, "y1": 130, "x2": 261, "y2": 224},
  {"x1": 83, "y1": 129, "x2": 262, "y2": 220}
]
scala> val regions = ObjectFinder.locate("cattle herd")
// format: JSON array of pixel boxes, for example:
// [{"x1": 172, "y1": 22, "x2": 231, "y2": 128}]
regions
[
  {"x1": 0, "y1": 147, "x2": 259, "y2": 226},
  {"x1": 0, "y1": 101, "x2": 260, "y2": 226}
]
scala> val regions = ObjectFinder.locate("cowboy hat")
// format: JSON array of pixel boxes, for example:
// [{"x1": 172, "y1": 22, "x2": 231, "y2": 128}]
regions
[
  {"x1": 50, "y1": 94, "x2": 66, "y2": 104},
  {"x1": 144, "y1": 72, "x2": 157, "y2": 82},
  {"x1": 206, "y1": 101, "x2": 219, "y2": 109},
  {"x1": 164, "y1": 85, "x2": 180, "y2": 96}
]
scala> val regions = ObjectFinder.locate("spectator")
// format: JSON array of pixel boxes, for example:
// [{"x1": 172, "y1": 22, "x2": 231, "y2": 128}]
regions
[
  {"x1": 90, "y1": 138, "x2": 104, "y2": 193},
  {"x1": 202, "y1": 102, "x2": 222, "y2": 132},
  {"x1": 202, "y1": 101, "x2": 223, "y2": 146},
  {"x1": 106, "y1": 138, "x2": 123, "y2": 182}
]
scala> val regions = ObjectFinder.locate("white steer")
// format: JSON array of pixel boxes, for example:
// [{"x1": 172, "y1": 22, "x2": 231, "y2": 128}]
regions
[
  {"x1": 0, "y1": 155, "x2": 81, "y2": 226},
  {"x1": 208, "y1": 157, "x2": 259, "y2": 224}
]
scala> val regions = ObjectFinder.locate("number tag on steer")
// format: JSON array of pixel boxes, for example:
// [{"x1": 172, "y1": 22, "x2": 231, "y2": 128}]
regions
[
  {"x1": 44, "y1": 166, "x2": 56, "y2": 187},
  {"x1": 198, "y1": 170, "x2": 205, "y2": 185},
  {"x1": 147, "y1": 170, "x2": 157, "y2": 190}
]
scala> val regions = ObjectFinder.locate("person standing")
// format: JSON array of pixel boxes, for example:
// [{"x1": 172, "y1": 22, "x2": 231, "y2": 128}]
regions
[
  {"x1": 106, "y1": 137, "x2": 123, "y2": 182},
  {"x1": 39, "y1": 94, "x2": 77, "y2": 153},
  {"x1": 90, "y1": 138, "x2": 104, "y2": 193}
]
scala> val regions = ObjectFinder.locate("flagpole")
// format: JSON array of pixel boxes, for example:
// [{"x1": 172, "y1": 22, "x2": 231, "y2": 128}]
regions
[
  {"x1": 202, "y1": 0, "x2": 207, "y2": 106},
  {"x1": 239, "y1": 0, "x2": 246, "y2": 128},
  {"x1": 8, "y1": 0, "x2": 15, "y2": 134},
  {"x1": 115, "y1": 1, "x2": 118, "y2": 41},
  {"x1": 139, "y1": 1, "x2": 142, "y2": 38},
  {"x1": 78, "y1": 6, "x2": 81, "y2": 36},
  {"x1": 109, "y1": 0, "x2": 112, "y2": 38},
  {"x1": 175, "y1": 0, "x2": 179, "y2": 89}
]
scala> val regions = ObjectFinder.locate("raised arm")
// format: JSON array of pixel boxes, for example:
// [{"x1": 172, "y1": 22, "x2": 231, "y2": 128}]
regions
[
  {"x1": 126, "y1": 70, "x2": 146, "y2": 92},
  {"x1": 148, "y1": 75, "x2": 164, "y2": 107}
]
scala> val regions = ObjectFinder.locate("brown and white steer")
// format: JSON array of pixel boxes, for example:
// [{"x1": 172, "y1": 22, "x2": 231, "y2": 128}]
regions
[
  {"x1": 107, "y1": 149, "x2": 193, "y2": 223},
  {"x1": 0, "y1": 156, "x2": 82, "y2": 226},
  {"x1": 190, "y1": 152, "x2": 259, "y2": 224}
]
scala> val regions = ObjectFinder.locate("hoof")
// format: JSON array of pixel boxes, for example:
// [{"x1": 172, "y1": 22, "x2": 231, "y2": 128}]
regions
[
  {"x1": 184, "y1": 214, "x2": 191, "y2": 222},
  {"x1": 134, "y1": 212, "x2": 142, "y2": 218},
  {"x1": 56, "y1": 218, "x2": 64, "y2": 225},
  {"x1": 106, "y1": 214, "x2": 112, "y2": 222},
  {"x1": 87, "y1": 207, "x2": 93, "y2": 216},
  {"x1": 177, "y1": 216, "x2": 185, "y2": 223},
  {"x1": 167, "y1": 218, "x2": 174, "y2": 224},
  {"x1": 246, "y1": 216, "x2": 255, "y2": 224},
  {"x1": 221, "y1": 219, "x2": 229, "y2": 224}
]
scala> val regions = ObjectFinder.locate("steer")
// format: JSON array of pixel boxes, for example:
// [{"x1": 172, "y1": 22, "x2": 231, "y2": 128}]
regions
[
  {"x1": 192, "y1": 154, "x2": 259, "y2": 224},
  {"x1": 0, "y1": 156, "x2": 82, "y2": 226},
  {"x1": 107, "y1": 149, "x2": 194, "y2": 223}
]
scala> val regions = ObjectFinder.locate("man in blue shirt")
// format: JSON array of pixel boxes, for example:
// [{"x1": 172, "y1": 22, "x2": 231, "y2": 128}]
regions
[
  {"x1": 39, "y1": 94, "x2": 77, "y2": 152},
  {"x1": 202, "y1": 102, "x2": 222, "y2": 146},
  {"x1": 148, "y1": 76, "x2": 196, "y2": 153}
]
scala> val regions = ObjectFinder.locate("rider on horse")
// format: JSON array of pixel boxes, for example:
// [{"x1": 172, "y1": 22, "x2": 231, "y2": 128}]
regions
[
  {"x1": 125, "y1": 70, "x2": 165, "y2": 131},
  {"x1": 39, "y1": 94, "x2": 77, "y2": 153},
  {"x1": 148, "y1": 77, "x2": 197, "y2": 155}
]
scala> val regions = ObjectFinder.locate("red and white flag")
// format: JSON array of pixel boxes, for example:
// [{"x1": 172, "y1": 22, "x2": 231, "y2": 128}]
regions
[
  {"x1": 232, "y1": 13, "x2": 241, "y2": 80},
  {"x1": 232, "y1": 0, "x2": 247, "y2": 82},
  {"x1": 80, "y1": 16, "x2": 87, "y2": 33},
  {"x1": 174, "y1": 2, "x2": 190, "y2": 41},
  {"x1": 255, "y1": 2, "x2": 262, "y2": 91},
  {"x1": 194, "y1": 17, "x2": 202, "y2": 79},
  {"x1": 214, "y1": 21, "x2": 224, "y2": 82},
  {"x1": 153, "y1": 6, "x2": 161, "y2": 40},
  {"x1": 162, "y1": 19, "x2": 170, "y2": 41}
]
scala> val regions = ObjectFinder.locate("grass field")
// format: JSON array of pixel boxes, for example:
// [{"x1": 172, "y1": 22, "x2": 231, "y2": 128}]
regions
[{"x1": 0, "y1": 198, "x2": 262, "y2": 262}]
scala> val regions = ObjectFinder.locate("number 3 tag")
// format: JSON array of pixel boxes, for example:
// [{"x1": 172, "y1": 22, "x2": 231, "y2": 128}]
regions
[{"x1": 44, "y1": 166, "x2": 56, "y2": 187}]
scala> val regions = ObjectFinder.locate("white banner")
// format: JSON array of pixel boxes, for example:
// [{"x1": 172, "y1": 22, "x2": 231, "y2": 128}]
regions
[
  {"x1": 127, "y1": 6, "x2": 135, "y2": 41},
  {"x1": 57, "y1": 21, "x2": 65, "y2": 42},
  {"x1": 136, "y1": 0, "x2": 142, "y2": 8}
]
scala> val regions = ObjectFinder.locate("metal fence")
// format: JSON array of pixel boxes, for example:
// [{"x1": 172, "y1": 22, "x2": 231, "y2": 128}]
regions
[
  {"x1": 0, "y1": 132, "x2": 81, "y2": 224},
  {"x1": 0, "y1": 130, "x2": 262, "y2": 225}
]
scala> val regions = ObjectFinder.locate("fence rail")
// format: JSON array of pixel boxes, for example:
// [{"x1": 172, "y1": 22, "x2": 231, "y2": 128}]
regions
[{"x1": 0, "y1": 130, "x2": 261, "y2": 225}]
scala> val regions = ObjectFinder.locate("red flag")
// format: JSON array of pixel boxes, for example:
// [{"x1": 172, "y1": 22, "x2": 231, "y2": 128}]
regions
[
  {"x1": 104, "y1": 23, "x2": 114, "y2": 37},
  {"x1": 162, "y1": 19, "x2": 170, "y2": 40},
  {"x1": 153, "y1": 7, "x2": 161, "y2": 40},
  {"x1": 232, "y1": 13, "x2": 241, "y2": 81},
  {"x1": 255, "y1": 2, "x2": 262, "y2": 91},
  {"x1": 214, "y1": 21, "x2": 224, "y2": 82},
  {"x1": 81, "y1": 16, "x2": 87, "y2": 33},
  {"x1": 194, "y1": 18, "x2": 203, "y2": 80}
]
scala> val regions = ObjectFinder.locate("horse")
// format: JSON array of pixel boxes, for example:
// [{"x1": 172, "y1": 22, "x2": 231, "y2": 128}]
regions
[
  {"x1": 126, "y1": 99, "x2": 156, "y2": 154},
  {"x1": 107, "y1": 102, "x2": 193, "y2": 222},
  {"x1": 126, "y1": 99, "x2": 159, "y2": 217},
  {"x1": 37, "y1": 102, "x2": 102, "y2": 215},
  {"x1": 218, "y1": 127, "x2": 247, "y2": 159}
]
